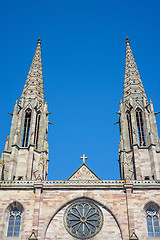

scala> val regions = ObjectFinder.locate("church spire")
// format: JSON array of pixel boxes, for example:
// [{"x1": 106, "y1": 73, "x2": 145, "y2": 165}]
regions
[
  {"x1": 123, "y1": 36, "x2": 147, "y2": 102},
  {"x1": 20, "y1": 38, "x2": 44, "y2": 102},
  {"x1": 118, "y1": 37, "x2": 160, "y2": 181},
  {"x1": 1, "y1": 39, "x2": 49, "y2": 181}
]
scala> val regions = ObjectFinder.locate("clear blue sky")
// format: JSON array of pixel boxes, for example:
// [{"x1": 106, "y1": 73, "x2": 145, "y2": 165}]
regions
[{"x1": 0, "y1": 0, "x2": 160, "y2": 180}]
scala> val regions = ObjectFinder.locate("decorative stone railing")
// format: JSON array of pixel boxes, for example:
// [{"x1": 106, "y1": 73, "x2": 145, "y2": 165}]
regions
[
  {"x1": 0, "y1": 180, "x2": 125, "y2": 186},
  {"x1": 42, "y1": 180, "x2": 125, "y2": 185},
  {"x1": 0, "y1": 179, "x2": 160, "y2": 187},
  {"x1": 130, "y1": 180, "x2": 160, "y2": 185},
  {"x1": 0, "y1": 180, "x2": 36, "y2": 186}
]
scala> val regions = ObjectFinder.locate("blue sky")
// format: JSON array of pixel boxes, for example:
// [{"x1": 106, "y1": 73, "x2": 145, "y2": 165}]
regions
[{"x1": 0, "y1": 0, "x2": 160, "y2": 180}]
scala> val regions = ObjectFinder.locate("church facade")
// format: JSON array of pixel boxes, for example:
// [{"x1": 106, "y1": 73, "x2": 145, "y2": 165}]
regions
[{"x1": 0, "y1": 38, "x2": 160, "y2": 240}]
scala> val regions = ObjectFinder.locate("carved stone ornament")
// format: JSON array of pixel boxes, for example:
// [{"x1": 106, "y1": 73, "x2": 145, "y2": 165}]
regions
[{"x1": 64, "y1": 199, "x2": 103, "y2": 239}]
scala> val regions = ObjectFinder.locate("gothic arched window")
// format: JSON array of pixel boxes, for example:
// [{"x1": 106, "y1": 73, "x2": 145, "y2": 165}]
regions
[
  {"x1": 7, "y1": 202, "x2": 23, "y2": 238},
  {"x1": 22, "y1": 109, "x2": 32, "y2": 147},
  {"x1": 126, "y1": 110, "x2": 133, "y2": 148},
  {"x1": 136, "y1": 108, "x2": 146, "y2": 146},
  {"x1": 145, "y1": 202, "x2": 160, "y2": 237},
  {"x1": 7, "y1": 209, "x2": 21, "y2": 237},
  {"x1": 34, "y1": 111, "x2": 41, "y2": 149}
]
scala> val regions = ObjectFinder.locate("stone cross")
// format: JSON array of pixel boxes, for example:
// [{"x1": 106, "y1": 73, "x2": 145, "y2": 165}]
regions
[{"x1": 80, "y1": 154, "x2": 88, "y2": 164}]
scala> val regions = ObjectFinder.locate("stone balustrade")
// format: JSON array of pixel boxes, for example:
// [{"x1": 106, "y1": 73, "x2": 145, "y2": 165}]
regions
[
  {"x1": 131, "y1": 180, "x2": 160, "y2": 185},
  {"x1": 0, "y1": 179, "x2": 160, "y2": 187}
]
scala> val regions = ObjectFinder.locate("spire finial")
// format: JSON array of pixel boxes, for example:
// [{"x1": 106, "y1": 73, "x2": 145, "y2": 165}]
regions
[
  {"x1": 37, "y1": 37, "x2": 42, "y2": 45},
  {"x1": 125, "y1": 36, "x2": 130, "y2": 43}
]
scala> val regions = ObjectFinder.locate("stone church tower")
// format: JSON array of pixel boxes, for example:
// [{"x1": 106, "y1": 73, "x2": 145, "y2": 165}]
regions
[
  {"x1": 0, "y1": 38, "x2": 49, "y2": 181},
  {"x1": 119, "y1": 37, "x2": 160, "y2": 181},
  {"x1": 0, "y1": 38, "x2": 160, "y2": 240}
]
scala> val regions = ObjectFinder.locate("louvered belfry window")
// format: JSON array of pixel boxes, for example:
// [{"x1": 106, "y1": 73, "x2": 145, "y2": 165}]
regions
[
  {"x1": 34, "y1": 112, "x2": 41, "y2": 149},
  {"x1": 136, "y1": 108, "x2": 146, "y2": 146},
  {"x1": 126, "y1": 111, "x2": 133, "y2": 148},
  {"x1": 22, "y1": 109, "x2": 32, "y2": 147}
]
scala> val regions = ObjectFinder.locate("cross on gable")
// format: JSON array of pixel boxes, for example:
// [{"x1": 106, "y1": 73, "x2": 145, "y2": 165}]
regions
[{"x1": 80, "y1": 154, "x2": 88, "y2": 164}]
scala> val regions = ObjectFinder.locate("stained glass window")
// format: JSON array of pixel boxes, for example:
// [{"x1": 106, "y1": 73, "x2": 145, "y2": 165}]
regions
[
  {"x1": 64, "y1": 199, "x2": 103, "y2": 239},
  {"x1": 146, "y1": 209, "x2": 160, "y2": 237},
  {"x1": 7, "y1": 209, "x2": 21, "y2": 237}
]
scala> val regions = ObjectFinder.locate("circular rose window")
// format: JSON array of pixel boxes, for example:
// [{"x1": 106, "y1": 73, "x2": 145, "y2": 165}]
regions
[{"x1": 64, "y1": 199, "x2": 103, "y2": 239}]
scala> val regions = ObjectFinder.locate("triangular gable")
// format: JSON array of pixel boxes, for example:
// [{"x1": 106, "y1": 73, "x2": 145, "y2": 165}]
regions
[
  {"x1": 130, "y1": 229, "x2": 138, "y2": 240},
  {"x1": 28, "y1": 230, "x2": 38, "y2": 240},
  {"x1": 133, "y1": 102, "x2": 143, "y2": 111},
  {"x1": 24, "y1": 102, "x2": 33, "y2": 111},
  {"x1": 68, "y1": 163, "x2": 101, "y2": 180}
]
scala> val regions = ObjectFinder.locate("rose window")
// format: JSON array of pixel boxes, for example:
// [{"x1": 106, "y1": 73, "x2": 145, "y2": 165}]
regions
[{"x1": 64, "y1": 199, "x2": 103, "y2": 239}]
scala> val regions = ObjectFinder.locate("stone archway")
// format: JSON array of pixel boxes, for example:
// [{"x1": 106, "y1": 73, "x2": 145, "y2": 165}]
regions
[{"x1": 45, "y1": 198, "x2": 122, "y2": 240}]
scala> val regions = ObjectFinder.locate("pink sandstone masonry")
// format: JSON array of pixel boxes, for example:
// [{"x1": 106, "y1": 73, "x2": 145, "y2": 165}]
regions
[{"x1": 0, "y1": 180, "x2": 160, "y2": 239}]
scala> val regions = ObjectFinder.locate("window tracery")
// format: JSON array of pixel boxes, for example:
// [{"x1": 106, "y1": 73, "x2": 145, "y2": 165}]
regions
[
  {"x1": 64, "y1": 199, "x2": 103, "y2": 239},
  {"x1": 7, "y1": 209, "x2": 21, "y2": 237},
  {"x1": 146, "y1": 210, "x2": 160, "y2": 237},
  {"x1": 6, "y1": 202, "x2": 23, "y2": 238},
  {"x1": 144, "y1": 202, "x2": 160, "y2": 238}
]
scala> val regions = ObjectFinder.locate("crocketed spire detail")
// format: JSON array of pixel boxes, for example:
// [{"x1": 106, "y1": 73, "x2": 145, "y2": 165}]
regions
[
  {"x1": 20, "y1": 38, "x2": 44, "y2": 102},
  {"x1": 123, "y1": 37, "x2": 147, "y2": 102}
]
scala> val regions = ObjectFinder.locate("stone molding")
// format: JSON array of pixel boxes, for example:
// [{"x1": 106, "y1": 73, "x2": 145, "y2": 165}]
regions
[{"x1": 0, "y1": 179, "x2": 160, "y2": 190}]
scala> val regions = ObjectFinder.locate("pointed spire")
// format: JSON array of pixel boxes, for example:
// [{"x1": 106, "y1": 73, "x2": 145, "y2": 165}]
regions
[
  {"x1": 20, "y1": 38, "x2": 44, "y2": 102},
  {"x1": 123, "y1": 36, "x2": 147, "y2": 102}
]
